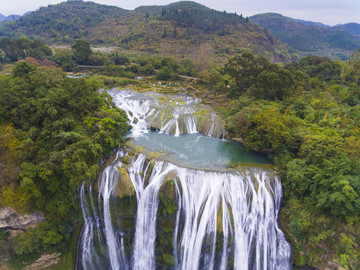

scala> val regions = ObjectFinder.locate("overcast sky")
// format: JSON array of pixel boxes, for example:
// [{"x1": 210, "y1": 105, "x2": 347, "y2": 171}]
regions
[{"x1": 1, "y1": 0, "x2": 359, "y2": 26}]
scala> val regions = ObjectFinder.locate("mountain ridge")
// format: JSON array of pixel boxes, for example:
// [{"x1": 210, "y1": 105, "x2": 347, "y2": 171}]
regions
[
  {"x1": 338, "y1": 23, "x2": 360, "y2": 39},
  {"x1": 250, "y1": 12, "x2": 360, "y2": 59},
  {"x1": 2, "y1": 2, "x2": 359, "y2": 61},
  {"x1": 0, "y1": 14, "x2": 21, "y2": 23},
  {"x1": 293, "y1": 18, "x2": 329, "y2": 28},
  {"x1": 0, "y1": 1, "x2": 297, "y2": 62}
]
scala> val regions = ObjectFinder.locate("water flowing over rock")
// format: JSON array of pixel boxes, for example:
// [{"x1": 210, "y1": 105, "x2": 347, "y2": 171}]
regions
[
  {"x1": 76, "y1": 150, "x2": 291, "y2": 270},
  {"x1": 76, "y1": 88, "x2": 291, "y2": 269},
  {"x1": 107, "y1": 89, "x2": 225, "y2": 138}
]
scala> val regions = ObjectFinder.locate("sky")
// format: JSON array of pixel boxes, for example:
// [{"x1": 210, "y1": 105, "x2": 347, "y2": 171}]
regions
[{"x1": 0, "y1": 0, "x2": 359, "y2": 26}]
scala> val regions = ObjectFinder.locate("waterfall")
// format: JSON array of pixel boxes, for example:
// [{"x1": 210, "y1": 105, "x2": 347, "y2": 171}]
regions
[
  {"x1": 77, "y1": 88, "x2": 291, "y2": 269},
  {"x1": 76, "y1": 151, "x2": 292, "y2": 270},
  {"x1": 77, "y1": 151, "x2": 130, "y2": 270},
  {"x1": 107, "y1": 89, "x2": 225, "y2": 138}
]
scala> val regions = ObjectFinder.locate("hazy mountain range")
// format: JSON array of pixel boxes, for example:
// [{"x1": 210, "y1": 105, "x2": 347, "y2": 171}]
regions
[
  {"x1": 250, "y1": 13, "x2": 360, "y2": 60},
  {"x1": 0, "y1": 14, "x2": 21, "y2": 22}
]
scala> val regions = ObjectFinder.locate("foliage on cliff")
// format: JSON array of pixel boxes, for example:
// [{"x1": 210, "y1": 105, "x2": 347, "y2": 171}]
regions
[
  {"x1": 217, "y1": 51, "x2": 360, "y2": 268},
  {"x1": 0, "y1": 63, "x2": 129, "y2": 263}
]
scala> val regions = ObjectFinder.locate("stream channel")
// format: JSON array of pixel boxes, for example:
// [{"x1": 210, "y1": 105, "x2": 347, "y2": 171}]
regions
[{"x1": 76, "y1": 88, "x2": 292, "y2": 270}]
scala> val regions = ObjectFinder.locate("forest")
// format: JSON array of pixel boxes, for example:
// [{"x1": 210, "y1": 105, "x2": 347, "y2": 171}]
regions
[
  {"x1": 212, "y1": 51, "x2": 360, "y2": 268},
  {"x1": 0, "y1": 39, "x2": 131, "y2": 265},
  {"x1": 0, "y1": 32, "x2": 359, "y2": 269}
]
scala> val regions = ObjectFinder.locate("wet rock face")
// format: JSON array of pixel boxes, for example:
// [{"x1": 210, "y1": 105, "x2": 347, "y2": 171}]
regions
[{"x1": 0, "y1": 207, "x2": 44, "y2": 231}]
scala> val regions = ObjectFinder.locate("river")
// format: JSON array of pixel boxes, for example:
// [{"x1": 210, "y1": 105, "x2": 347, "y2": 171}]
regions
[{"x1": 76, "y1": 88, "x2": 292, "y2": 270}]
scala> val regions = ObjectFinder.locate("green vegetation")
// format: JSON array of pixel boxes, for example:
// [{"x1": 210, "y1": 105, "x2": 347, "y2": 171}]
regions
[
  {"x1": 141, "y1": 1, "x2": 245, "y2": 33},
  {"x1": 71, "y1": 39, "x2": 92, "y2": 65},
  {"x1": 0, "y1": 37, "x2": 198, "y2": 78},
  {"x1": 0, "y1": 37, "x2": 52, "y2": 62},
  {"x1": 218, "y1": 51, "x2": 360, "y2": 268},
  {"x1": 224, "y1": 52, "x2": 293, "y2": 99},
  {"x1": 0, "y1": 62, "x2": 129, "y2": 266}
]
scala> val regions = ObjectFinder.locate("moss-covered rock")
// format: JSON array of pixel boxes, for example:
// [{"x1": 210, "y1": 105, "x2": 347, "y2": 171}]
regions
[{"x1": 116, "y1": 167, "x2": 135, "y2": 198}]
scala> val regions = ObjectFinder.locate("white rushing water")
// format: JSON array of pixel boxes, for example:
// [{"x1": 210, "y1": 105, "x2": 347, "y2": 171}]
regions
[
  {"x1": 76, "y1": 89, "x2": 292, "y2": 269},
  {"x1": 107, "y1": 89, "x2": 225, "y2": 138},
  {"x1": 77, "y1": 151, "x2": 291, "y2": 270}
]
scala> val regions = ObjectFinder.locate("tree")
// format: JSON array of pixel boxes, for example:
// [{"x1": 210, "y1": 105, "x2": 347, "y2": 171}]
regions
[
  {"x1": 0, "y1": 38, "x2": 52, "y2": 63},
  {"x1": 156, "y1": 66, "x2": 172, "y2": 80},
  {"x1": 54, "y1": 49, "x2": 78, "y2": 72},
  {"x1": 342, "y1": 48, "x2": 360, "y2": 87},
  {"x1": 225, "y1": 53, "x2": 270, "y2": 97},
  {"x1": 162, "y1": 28, "x2": 167, "y2": 38},
  {"x1": 0, "y1": 38, "x2": 22, "y2": 62},
  {"x1": 71, "y1": 39, "x2": 92, "y2": 65},
  {"x1": 253, "y1": 69, "x2": 293, "y2": 100},
  {"x1": 13, "y1": 62, "x2": 35, "y2": 78},
  {"x1": 286, "y1": 133, "x2": 360, "y2": 218}
]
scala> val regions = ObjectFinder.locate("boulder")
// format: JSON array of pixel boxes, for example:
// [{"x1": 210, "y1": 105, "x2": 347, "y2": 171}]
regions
[{"x1": 0, "y1": 207, "x2": 44, "y2": 231}]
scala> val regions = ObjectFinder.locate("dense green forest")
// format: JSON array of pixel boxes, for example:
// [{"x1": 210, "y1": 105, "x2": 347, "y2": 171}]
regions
[
  {"x1": 0, "y1": 37, "x2": 53, "y2": 62},
  {"x1": 0, "y1": 41, "x2": 130, "y2": 265},
  {"x1": 214, "y1": 51, "x2": 360, "y2": 269}
]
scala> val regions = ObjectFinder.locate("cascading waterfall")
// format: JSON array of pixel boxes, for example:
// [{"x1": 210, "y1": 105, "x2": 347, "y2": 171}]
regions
[
  {"x1": 107, "y1": 89, "x2": 225, "y2": 138},
  {"x1": 77, "y1": 150, "x2": 130, "y2": 270},
  {"x1": 76, "y1": 88, "x2": 292, "y2": 269},
  {"x1": 77, "y1": 150, "x2": 291, "y2": 270}
]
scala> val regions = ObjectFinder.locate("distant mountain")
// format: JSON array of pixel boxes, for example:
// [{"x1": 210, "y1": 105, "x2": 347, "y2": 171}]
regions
[
  {"x1": 250, "y1": 13, "x2": 360, "y2": 60},
  {"x1": 293, "y1": 18, "x2": 329, "y2": 28},
  {"x1": 0, "y1": 14, "x2": 21, "y2": 22},
  {"x1": 338, "y1": 23, "x2": 360, "y2": 39},
  {"x1": 292, "y1": 20, "x2": 360, "y2": 41},
  {"x1": 0, "y1": 1, "x2": 297, "y2": 62}
]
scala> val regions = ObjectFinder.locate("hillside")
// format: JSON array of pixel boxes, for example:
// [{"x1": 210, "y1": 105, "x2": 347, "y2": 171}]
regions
[
  {"x1": 339, "y1": 23, "x2": 360, "y2": 39},
  {"x1": 250, "y1": 13, "x2": 360, "y2": 60},
  {"x1": 0, "y1": 1, "x2": 297, "y2": 62},
  {"x1": 292, "y1": 19, "x2": 360, "y2": 40}
]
